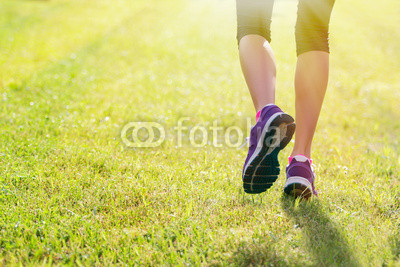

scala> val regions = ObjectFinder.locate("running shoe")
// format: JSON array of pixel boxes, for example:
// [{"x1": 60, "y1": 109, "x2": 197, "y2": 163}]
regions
[
  {"x1": 284, "y1": 155, "x2": 317, "y2": 199},
  {"x1": 242, "y1": 104, "x2": 295, "y2": 194}
]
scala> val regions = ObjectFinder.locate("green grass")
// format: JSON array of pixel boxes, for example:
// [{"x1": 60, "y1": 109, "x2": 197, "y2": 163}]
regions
[{"x1": 1, "y1": 0, "x2": 400, "y2": 265}]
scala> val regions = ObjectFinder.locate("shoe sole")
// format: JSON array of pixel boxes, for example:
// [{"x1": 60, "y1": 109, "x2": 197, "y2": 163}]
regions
[
  {"x1": 243, "y1": 113, "x2": 295, "y2": 194},
  {"x1": 284, "y1": 177, "x2": 313, "y2": 199}
]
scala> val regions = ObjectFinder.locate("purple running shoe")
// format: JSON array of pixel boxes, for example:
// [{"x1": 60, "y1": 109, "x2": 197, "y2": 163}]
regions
[
  {"x1": 284, "y1": 155, "x2": 317, "y2": 199},
  {"x1": 242, "y1": 104, "x2": 295, "y2": 194}
]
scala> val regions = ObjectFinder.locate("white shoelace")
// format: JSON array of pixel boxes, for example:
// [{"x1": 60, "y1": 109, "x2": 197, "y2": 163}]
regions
[{"x1": 238, "y1": 137, "x2": 250, "y2": 149}]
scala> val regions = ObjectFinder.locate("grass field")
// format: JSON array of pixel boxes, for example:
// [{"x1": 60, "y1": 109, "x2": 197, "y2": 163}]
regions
[{"x1": 1, "y1": 0, "x2": 400, "y2": 265}]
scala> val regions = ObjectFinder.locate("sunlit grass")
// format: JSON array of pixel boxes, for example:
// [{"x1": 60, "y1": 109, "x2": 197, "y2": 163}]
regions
[{"x1": 0, "y1": 0, "x2": 399, "y2": 265}]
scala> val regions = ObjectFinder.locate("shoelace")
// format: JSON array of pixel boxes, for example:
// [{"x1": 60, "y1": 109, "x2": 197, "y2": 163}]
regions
[
  {"x1": 310, "y1": 163, "x2": 318, "y2": 195},
  {"x1": 311, "y1": 163, "x2": 317, "y2": 171},
  {"x1": 238, "y1": 137, "x2": 249, "y2": 149},
  {"x1": 239, "y1": 126, "x2": 259, "y2": 150}
]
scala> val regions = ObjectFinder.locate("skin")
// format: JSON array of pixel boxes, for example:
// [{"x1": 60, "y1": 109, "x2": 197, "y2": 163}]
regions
[
  {"x1": 239, "y1": 35, "x2": 276, "y2": 111},
  {"x1": 239, "y1": 35, "x2": 329, "y2": 159}
]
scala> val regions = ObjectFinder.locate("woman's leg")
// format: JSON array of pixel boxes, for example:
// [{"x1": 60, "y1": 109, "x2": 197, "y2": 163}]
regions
[
  {"x1": 236, "y1": 0, "x2": 275, "y2": 112},
  {"x1": 239, "y1": 35, "x2": 276, "y2": 111},
  {"x1": 237, "y1": 0, "x2": 297, "y2": 194},
  {"x1": 291, "y1": 0, "x2": 335, "y2": 158},
  {"x1": 291, "y1": 51, "x2": 329, "y2": 158}
]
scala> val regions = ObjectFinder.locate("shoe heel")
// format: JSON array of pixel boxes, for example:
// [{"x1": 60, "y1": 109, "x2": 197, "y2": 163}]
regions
[
  {"x1": 270, "y1": 113, "x2": 295, "y2": 150},
  {"x1": 284, "y1": 183, "x2": 312, "y2": 199},
  {"x1": 279, "y1": 122, "x2": 295, "y2": 149}
]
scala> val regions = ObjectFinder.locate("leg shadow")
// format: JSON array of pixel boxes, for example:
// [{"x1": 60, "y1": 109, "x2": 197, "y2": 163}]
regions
[
  {"x1": 227, "y1": 240, "x2": 288, "y2": 266},
  {"x1": 281, "y1": 195, "x2": 360, "y2": 266},
  {"x1": 389, "y1": 229, "x2": 400, "y2": 264}
]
